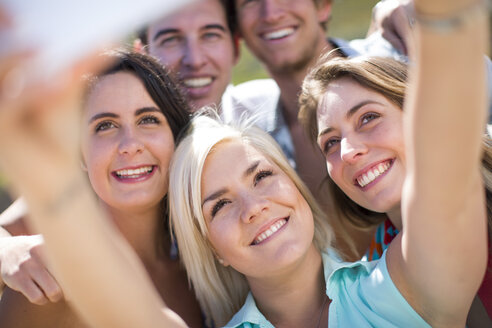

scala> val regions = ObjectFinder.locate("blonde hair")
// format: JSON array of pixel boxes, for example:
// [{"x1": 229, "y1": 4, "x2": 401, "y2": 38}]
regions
[{"x1": 168, "y1": 112, "x2": 333, "y2": 325}]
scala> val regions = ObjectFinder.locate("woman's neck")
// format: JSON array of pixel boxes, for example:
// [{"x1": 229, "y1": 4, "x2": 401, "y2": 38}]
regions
[
  {"x1": 387, "y1": 205, "x2": 403, "y2": 231},
  {"x1": 247, "y1": 244, "x2": 328, "y2": 328}
]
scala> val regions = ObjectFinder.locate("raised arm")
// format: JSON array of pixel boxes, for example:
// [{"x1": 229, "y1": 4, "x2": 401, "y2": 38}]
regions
[
  {"x1": 387, "y1": 0, "x2": 490, "y2": 326},
  {"x1": 0, "y1": 55, "x2": 188, "y2": 327}
]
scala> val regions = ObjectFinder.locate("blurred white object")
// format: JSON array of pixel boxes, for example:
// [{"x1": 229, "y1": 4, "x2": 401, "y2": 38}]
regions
[{"x1": 0, "y1": 0, "x2": 195, "y2": 79}]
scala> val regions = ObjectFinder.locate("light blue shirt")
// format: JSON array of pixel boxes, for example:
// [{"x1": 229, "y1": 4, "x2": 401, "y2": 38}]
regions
[{"x1": 224, "y1": 250, "x2": 431, "y2": 328}]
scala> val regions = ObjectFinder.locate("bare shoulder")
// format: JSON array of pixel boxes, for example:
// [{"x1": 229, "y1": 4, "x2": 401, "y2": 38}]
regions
[{"x1": 0, "y1": 287, "x2": 91, "y2": 328}]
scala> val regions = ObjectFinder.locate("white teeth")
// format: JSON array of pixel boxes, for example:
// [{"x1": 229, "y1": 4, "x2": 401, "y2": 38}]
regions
[
  {"x1": 263, "y1": 27, "x2": 294, "y2": 40},
  {"x1": 356, "y1": 161, "x2": 391, "y2": 187},
  {"x1": 115, "y1": 166, "x2": 153, "y2": 178},
  {"x1": 183, "y1": 77, "x2": 212, "y2": 88},
  {"x1": 253, "y1": 219, "x2": 287, "y2": 245}
]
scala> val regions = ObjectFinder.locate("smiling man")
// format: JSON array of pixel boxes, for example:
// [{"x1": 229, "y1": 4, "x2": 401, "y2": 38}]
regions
[
  {"x1": 231, "y1": 0, "x2": 404, "y2": 259},
  {"x1": 140, "y1": 0, "x2": 236, "y2": 110}
]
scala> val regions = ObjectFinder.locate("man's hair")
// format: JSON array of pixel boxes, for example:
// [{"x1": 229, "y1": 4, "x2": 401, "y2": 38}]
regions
[{"x1": 168, "y1": 112, "x2": 333, "y2": 325}]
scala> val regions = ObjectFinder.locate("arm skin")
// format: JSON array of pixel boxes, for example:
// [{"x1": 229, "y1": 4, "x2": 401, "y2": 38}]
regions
[
  {"x1": 386, "y1": 1, "x2": 489, "y2": 327},
  {"x1": 0, "y1": 287, "x2": 83, "y2": 328}
]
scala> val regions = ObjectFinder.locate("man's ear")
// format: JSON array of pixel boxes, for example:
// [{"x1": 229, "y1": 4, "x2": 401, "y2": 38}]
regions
[
  {"x1": 233, "y1": 34, "x2": 241, "y2": 65},
  {"x1": 317, "y1": 0, "x2": 333, "y2": 24},
  {"x1": 133, "y1": 38, "x2": 146, "y2": 54}
]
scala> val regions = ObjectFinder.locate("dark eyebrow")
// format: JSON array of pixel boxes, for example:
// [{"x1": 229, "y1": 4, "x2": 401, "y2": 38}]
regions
[
  {"x1": 202, "y1": 160, "x2": 261, "y2": 207},
  {"x1": 202, "y1": 24, "x2": 227, "y2": 32},
  {"x1": 317, "y1": 100, "x2": 383, "y2": 139},
  {"x1": 244, "y1": 160, "x2": 260, "y2": 178},
  {"x1": 152, "y1": 28, "x2": 179, "y2": 42},
  {"x1": 88, "y1": 107, "x2": 161, "y2": 125},
  {"x1": 135, "y1": 107, "x2": 162, "y2": 116},
  {"x1": 88, "y1": 112, "x2": 118, "y2": 124}
]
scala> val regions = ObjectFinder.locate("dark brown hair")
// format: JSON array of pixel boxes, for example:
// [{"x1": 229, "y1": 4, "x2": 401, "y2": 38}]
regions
[{"x1": 86, "y1": 49, "x2": 191, "y2": 255}]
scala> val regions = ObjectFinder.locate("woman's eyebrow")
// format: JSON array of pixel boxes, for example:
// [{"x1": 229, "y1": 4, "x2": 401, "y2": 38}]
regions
[
  {"x1": 135, "y1": 107, "x2": 161, "y2": 116},
  {"x1": 244, "y1": 160, "x2": 260, "y2": 178},
  {"x1": 202, "y1": 161, "x2": 261, "y2": 207},
  {"x1": 88, "y1": 112, "x2": 118, "y2": 124}
]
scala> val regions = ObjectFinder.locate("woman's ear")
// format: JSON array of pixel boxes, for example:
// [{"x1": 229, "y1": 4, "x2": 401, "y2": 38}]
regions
[
  {"x1": 217, "y1": 257, "x2": 230, "y2": 267},
  {"x1": 211, "y1": 246, "x2": 230, "y2": 267}
]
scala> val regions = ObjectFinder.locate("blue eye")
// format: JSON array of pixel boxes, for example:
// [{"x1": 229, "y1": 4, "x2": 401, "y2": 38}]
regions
[
  {"x1": 95, "y1": 121, "x2": 116, "y2": 133},
  {"x1": 202, "y1": 32, "x2": 221, "y2": 41},
  {"x1": 159, "y1": 35, "x2": 181, "y2": 47},
  {"x1": 323, "y1": 138, "x2": 340, "y2": 155},
  {"x1": 360, "y1": 112, "x2": 380, "y2": 125}
]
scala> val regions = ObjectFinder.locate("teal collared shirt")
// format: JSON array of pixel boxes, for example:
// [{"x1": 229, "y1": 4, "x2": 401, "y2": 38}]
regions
[{"x1": 224, "y1": 249, "x2": 430, "y2": 328}]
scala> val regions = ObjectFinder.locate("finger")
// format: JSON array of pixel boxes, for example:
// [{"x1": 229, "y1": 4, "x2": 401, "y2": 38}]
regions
[
  {"x1": 382, "y1": 29, "x2": 407, "y2": 55},
  {"x1": 30, "y1": 266, "x2": 63, "y2": 302},
  {"x1": 29, "y1": 242, "x2": 64, "y2": 302},
  {"x1": 8, "y1": 273, "x2": 49, "y2": 305}
]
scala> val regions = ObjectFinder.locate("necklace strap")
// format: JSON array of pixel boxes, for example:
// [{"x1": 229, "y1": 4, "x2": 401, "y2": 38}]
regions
[{"x1": 315, "y1": 295, "x2": 328, "y2": 328}]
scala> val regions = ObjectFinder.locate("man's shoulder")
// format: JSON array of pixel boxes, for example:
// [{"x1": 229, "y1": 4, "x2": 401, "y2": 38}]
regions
[
  {"x1": 330, "y1": 34, "x2": 404, "y2": 60},
  {"x1": 221, "y1": 79, "x2": 280, "y2": 124},
  {"x1": 227, "y1": 79, "x2": 280, "y2": 104}
]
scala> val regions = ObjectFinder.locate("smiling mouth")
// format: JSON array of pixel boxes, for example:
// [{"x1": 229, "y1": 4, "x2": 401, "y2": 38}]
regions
[
  {"x1": 355, "y1": 160, "x2": 392, "y2": 188},
  {"x1": 182, "y1": 77, "x2": 213, "y2": 88},
  {"x1": 251, "y1": 217, "x2": 288, "y2": 245},
  {"x1": 262, "y1": 27, "x2": 295, "y2": 41},
  {"x1": 113, "y1": 166, "x2": 155, "y2": 179}
]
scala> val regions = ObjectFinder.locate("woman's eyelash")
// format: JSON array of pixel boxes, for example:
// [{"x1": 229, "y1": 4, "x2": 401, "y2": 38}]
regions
[
  {"x1": 95, "y1": 121, "x2": 116, "y2": 133},
  {"x1": 139, "y1": 115, "x2": 161, "y2": 125},
  {"x1": 211, "y1": 199, "x2": 230, "y2": 217},
  {"x1": 323, "y1": 138, "x2": 340, "y2": 154},
  {"x1": 254, "y1": 169, "x2": 273, "y2": 185},
  {"x1": 210, "y1": 169, "x2": 273, "y2": 217},
  {"x1": 360, "y1": 112, "x2": 380, "y2": 125}
]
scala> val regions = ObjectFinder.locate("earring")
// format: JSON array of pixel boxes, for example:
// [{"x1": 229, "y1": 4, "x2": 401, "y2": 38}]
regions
[
  {"x1": 80, "y1": 161, "x2": 87, "y2": 171},
  {"x1": 217, "y1": 258, "x2": 225, "y2": 265}
]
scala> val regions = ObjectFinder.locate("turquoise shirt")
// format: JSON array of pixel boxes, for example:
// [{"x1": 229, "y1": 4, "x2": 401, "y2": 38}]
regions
[{"x1": 224, "y1": 250, "x2": 431, "y2": 328}]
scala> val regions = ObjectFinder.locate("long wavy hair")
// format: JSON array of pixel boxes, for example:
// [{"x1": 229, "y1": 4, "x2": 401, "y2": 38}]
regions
[
  {"x1": 299, "y1": 54, "x2": 492, "y2": 235},
  {"x1": 85, "y1": 49, "x2": 191, "y2": 256}
]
